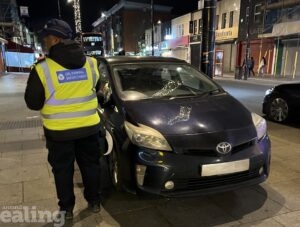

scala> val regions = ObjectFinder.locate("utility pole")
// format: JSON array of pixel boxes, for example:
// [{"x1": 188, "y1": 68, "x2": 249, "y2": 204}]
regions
[
  {"x1": 244, "y1": 0, "x2": 251, "y2": 80},
  {"x1": 201, "y1": 0, "x2": 217, "y2": 78},
  {"x1": 57, "y1": 0, "x2": 61, "y2": 19},
  {"x1": 151, "y1": 0, "x2": 154, "y2": 56}
]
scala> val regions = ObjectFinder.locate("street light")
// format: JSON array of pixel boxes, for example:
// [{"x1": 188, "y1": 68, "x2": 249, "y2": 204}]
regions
[
  {"x1": 57, "y1": 0, "x2": 62, "y2": 18},
  {"x1": 150, "y1": 0, "x2": 154, "y2": 56},
  {"x1": 244, "y1": 0, "x2": 251, "y2": 80},
  {"x1": 68, "y1": 0, "x2": 82, "y2": 33}
]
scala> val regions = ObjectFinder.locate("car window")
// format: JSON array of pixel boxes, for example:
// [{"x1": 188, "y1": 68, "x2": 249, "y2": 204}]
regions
[{"x1": 111, "y1": 63, "x2": 220, "y2": 101}]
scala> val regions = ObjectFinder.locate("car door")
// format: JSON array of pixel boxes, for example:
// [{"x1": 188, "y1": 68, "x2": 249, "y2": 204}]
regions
[{"x1": 97, "y1": 59, "x2": 126, "y2": 146}]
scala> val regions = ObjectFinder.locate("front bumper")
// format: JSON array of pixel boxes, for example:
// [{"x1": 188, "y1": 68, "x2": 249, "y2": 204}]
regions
[{"x1": 133, "y1": 135, "x2": 271, "y2": 196}]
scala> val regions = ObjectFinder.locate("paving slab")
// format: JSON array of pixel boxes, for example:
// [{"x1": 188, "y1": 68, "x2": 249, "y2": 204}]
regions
[
  {"x1": 267, "y1": 178, "x2": 300, "y2": 211},
  {"x1": 23, "y1": 178, "x2": 56, "y2": 202},
  {"x1": 0, "y1": 163, "x2": 50, "y2": 185},
  {"x1": 0, "y1": 156, "x2": 22, "y2": 169},
  {"x1": 267, "y1": 157, "x2": 300, "y2": 184},
  {"x1": 207, "y1": 187, "x2": 289, "y2": 224},
  {"x1": 22, "y1": 152, "x2": 48, "y2": 167},
  {"x1": 0, "y1": 183, "x2": 23, "y2": 205},
  {"x1": 0, "y1": 142, "x2": 22, "y2": 153},
  {"x1": 238, "y1": 218, "x2": 286, "y2": 227},
  {"x1": 273, "y1": 210, "x2": 300, "y2": 227},
  {"x1": 157, "y1": 197, "x2": 240, "y2": 227}
]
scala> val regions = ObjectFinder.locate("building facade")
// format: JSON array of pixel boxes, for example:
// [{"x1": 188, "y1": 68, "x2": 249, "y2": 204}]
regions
[
  {"x1": 215, "y1": 0, "x2": 240, "y2": 75},
  {"x1": 189, "y1": 9, "x2": 202, "y2": 70},
  {"x1": 92, "y1": 0, "x2": 172, "y2": 56},
  {"x1": 262, "y1": 0, "x2": 300, "y2": 78},
  {"x1": 238, "y1": 0, "x2": 300, "y2": 79},
  {"x1": 160, "y1": 13, "x2": 191, "y2": 62},
  {"x1": 92, "y1": 0, "x2": 300, "y2": 79},
  {"x1": 0, "y1": 0, "x2": 37, "y2": 73},
  {"x1": 238, "y1": 0, "x2": 274, "y2": 76}
]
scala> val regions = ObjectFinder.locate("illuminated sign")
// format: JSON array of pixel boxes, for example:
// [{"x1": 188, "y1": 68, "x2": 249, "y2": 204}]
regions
[{"x1": 215, "y1": 28, "x2": 238, "y2": 41}]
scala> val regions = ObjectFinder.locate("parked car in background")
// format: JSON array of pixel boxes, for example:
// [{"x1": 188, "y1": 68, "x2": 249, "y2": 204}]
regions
[
  {"x1": 262, "y1": 83, "x2": 300, "y2": 123},
  {"x1": 97, "y1": 56, "x2": 271, "y2": 196}
]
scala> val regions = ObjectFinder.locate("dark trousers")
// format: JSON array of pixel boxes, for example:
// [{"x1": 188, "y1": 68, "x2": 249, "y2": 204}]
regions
[
  {"x1": 46, "y1": 133, "x2": 101, "y2": 211},
  {"x1": 249, "y1": 67, "x2": 255, "y2": 77},
  {"x1": 244, "y1": 67, "x2": 249, "y2": 80}
]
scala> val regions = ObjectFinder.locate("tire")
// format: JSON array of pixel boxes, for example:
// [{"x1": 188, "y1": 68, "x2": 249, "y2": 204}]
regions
[{"x1": 266, "y1": 96, "x2": 289, "y2": 123}]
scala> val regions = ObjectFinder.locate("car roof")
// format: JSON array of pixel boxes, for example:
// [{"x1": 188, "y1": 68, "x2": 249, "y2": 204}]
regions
[{"x1": 96, "y1": 56, "x2": 187, "y2": 65}]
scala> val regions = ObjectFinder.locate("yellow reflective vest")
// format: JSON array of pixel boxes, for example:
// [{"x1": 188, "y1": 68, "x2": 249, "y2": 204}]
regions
[{"x1": 35, "y1": 57, "x2": 100, "y2": 130}]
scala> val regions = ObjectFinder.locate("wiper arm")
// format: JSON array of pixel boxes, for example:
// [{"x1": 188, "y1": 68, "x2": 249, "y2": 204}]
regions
[{"x1": 201, "y1": 88, "x2": 222, "y2": 96}]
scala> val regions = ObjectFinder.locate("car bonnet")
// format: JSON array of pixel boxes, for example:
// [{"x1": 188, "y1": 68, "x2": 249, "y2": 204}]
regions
[{"x1": 122, "y1": 93, "x2": 255, "y2": 136}]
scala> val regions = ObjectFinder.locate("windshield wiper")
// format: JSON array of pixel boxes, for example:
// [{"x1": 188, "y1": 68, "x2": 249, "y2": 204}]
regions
[{"x1": 201, "y1": 88, "x2": 222, "y2": 96}]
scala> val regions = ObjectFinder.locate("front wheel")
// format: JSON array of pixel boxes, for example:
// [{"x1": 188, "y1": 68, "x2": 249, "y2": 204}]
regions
[{"x1": 266, "y1": 96, "x2": 289, "y2": 122}]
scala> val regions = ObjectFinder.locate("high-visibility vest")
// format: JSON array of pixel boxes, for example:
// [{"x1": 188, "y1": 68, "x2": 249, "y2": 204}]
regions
[{"x1": 35, "y1": 57, "x2": 100, "y2": 130}]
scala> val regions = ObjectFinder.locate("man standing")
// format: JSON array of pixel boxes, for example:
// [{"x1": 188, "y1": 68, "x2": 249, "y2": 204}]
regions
[
  {"x1": 25, "y1": 19, "x2": 102, "y2": 220},
  {"x1": 242, "y1": 56, "x2": 251, "y2": 80},
  {"x1": 249, "y1": 57, "x2": 255, "y2": 77}
]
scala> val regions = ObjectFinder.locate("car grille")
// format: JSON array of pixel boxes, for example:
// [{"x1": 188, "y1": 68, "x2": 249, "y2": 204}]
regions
[
  {"x1": 182, "y1": 139, "x2": 256, "y2": 157},
  {"x1": 162, "y1": 168, "x2": 260, "y2": 192}
]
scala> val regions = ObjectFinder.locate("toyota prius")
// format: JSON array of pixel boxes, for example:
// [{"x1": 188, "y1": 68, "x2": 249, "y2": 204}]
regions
[{"x1": 97, "y1": 56, "x2": 271, "y2": 196}]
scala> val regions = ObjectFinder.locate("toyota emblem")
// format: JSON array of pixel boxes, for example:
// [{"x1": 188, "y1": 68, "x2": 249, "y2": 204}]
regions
[{"x1": 216, "y1": 142, "x2": 232, "y2": 154}]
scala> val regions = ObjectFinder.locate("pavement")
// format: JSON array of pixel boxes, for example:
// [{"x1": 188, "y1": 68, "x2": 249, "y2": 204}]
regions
[
  {"x1": 0, "y1": 72, "x2": 299, "y2": 227},
  {"x1": 0, "y1": 72, "x2": 119, "y2": 227},
  {"x1": 214, "y1": 72, "x2": 300, "y2": 86}
]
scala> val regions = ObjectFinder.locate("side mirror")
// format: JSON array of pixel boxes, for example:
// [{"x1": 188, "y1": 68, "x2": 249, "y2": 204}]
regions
[{"x1": 97, "y1": 82, "x2": 113, "y2": 107}]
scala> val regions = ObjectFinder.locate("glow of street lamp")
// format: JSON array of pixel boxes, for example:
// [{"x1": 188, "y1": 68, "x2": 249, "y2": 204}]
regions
[{"x1": 68, "y1": 0, "x2": 82, "y2": 33}]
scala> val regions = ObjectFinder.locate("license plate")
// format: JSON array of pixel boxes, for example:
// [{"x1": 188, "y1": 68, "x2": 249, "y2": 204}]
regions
[{"x1": 201, "y1": 159, "x2": 250, "y2": 177}]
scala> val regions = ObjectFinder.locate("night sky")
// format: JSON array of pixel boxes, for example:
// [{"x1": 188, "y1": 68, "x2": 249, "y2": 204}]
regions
[{"x1": 16, "y1": 0, "x2": 199, "y2": 32}]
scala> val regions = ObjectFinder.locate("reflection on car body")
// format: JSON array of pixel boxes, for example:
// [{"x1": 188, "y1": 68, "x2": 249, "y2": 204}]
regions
[
  {"x1": 263, "y1": 83, "x2": 300, "y2": 123},
  {"x1": 97, "y1": 56, "x2": 271, "y2": 196}
]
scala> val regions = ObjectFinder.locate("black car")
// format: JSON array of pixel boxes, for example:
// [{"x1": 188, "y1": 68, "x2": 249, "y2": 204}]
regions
[
  {"x1": 262, "y1": 83, "x2": 300, "y2": 123},
  {"x1": 98, "y1": 56, "x2": 271, "y2": 196}
]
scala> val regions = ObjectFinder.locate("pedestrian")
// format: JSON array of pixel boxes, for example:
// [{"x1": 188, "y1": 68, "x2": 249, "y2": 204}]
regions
[
  {"x1": 24, "y1": 18, "x2": 103, "y2": 220},
  {"x1": 242, "y1": 56, "x2": 251, "y2": 80},
  {"x1": 249, "y1": 57, "x2": 255, "y2": 77},
  {"x1": 258, "y1": 56, "x2": 266, "y2": 76}
]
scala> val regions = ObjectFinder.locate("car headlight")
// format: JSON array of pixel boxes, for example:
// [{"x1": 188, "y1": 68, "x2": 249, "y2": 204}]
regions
[
  {"x1": 251, "y1": 113, "x2": 267, "y2": 140},
  {"x1": 124, "y1": 121, "x2": 172, "y2": 151}
]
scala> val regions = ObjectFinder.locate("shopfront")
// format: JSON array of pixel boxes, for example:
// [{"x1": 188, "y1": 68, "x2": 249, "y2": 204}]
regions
[
  {"x1": 0, "y1": 37, "x2": 8, "y2": 74},
  {"x1": 162, "y1": 36, "x2": 189, "y2": 62},
  {"x1": 189, "y1": 34, "x2": 201, "y2": 70},
  {"x1": 215, "y1": 27, "x2": 238, "y2": 73}
]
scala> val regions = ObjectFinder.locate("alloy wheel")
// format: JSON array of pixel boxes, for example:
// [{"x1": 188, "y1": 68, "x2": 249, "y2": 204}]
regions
[{"x1": 269, "y1": 97, "x2": 289, "y2": 122}]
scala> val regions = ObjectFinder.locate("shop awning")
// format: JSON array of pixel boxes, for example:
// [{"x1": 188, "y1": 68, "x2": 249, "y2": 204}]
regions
[
  {"x1": 0, "y1": 37, "x2": 8, "y2": 44},
  {"x1": 259, "y1": 20, "x2": 300, "y2": 38}
]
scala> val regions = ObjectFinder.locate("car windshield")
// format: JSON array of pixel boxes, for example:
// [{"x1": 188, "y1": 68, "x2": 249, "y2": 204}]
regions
[{"x1": 111, "y1": 62, "x2": 221, "y2": 101}]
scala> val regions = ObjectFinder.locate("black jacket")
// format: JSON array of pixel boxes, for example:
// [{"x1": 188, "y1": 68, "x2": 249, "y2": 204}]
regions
[{"x1": 24, "y1": 40, "x2": 101, "y2": 141}]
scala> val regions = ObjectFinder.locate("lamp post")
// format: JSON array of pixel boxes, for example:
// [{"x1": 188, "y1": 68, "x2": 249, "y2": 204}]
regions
[
  {"x1": 68, "y1": 0, "x2": 82, "y2": 33},
  {"x1": 244, "y1": 0, "x2": 251, "y2": 80},
  {"x1": 201, "y1": 0, "x2": 217, "y2": 78},
  {"x1": 57, "y1": 0, "x2": 62, "y2": 18},
  {"x1": 151, "y1": 0, "x2": 154, "y2": 56}
]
